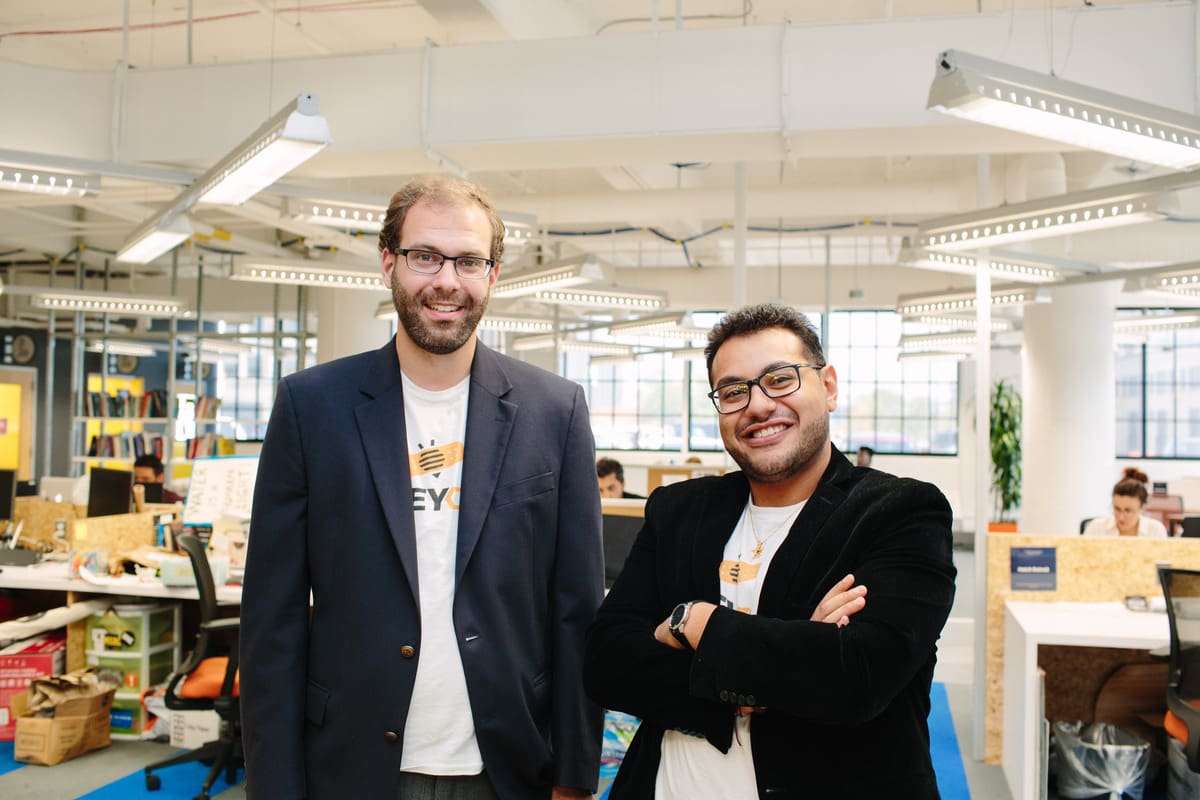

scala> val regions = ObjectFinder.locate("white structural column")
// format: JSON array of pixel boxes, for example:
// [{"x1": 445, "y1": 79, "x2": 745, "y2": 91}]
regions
[
  {"x1": 316, "y1": 288, "x2": 392, "y2": 365},
  {"x1": 1020, "y1": 281, "x2": 1119, "y2": 535}
]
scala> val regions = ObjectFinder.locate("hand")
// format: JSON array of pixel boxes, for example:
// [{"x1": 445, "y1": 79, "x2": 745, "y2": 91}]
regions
[
  {"x1": 552, "y1": 787, "x2": 591, "y2": 799},
  {"x1": 811, "y1": 573, "x2": 867, "y2": 628}
]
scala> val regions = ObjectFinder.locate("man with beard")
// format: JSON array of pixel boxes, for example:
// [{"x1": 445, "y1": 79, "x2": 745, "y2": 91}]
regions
[
  {"x1": 241, "y1": 175, "x2": 604, "y2": 800},
  {"x1": 584, "y1": 304, "x2": 956, "y2": 799}
]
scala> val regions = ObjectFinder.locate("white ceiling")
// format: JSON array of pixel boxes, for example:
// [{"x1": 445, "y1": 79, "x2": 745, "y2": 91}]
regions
[{"x1": 0, "y1": 0, "x2": 1197, "y2": 325}]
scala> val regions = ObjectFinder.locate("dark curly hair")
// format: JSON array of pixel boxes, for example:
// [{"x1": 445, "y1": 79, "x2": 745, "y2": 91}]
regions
[{"x1": 703, "y1": 303, "x2": 825, "y2": 384}]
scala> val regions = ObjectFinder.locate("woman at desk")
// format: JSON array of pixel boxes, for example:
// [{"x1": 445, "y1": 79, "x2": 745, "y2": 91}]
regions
[{"x1": 1083, "y1": 468, "x2": 1168, "y2": 538}]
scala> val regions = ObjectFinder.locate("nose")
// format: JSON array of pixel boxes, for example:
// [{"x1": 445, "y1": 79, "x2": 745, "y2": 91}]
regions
[
  {"x1": 430, "y1": 260, "x2": 465, "y2": 291},
  {"x1": 742, "y1": 381, "x2": 779, "y2": 417}
]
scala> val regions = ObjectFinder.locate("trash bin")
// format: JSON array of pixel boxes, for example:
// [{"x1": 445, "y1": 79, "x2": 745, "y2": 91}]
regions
[
  {"x1": 1167, "y1": 737, "x2": 1200, "y2": 800},
  {"x1": 1052, "y1": 721, "x2": 1151, "y2": 800}
]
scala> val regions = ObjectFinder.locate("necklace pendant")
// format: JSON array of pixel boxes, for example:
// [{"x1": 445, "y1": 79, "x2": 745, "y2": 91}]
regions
[{"x1": 751, "y1": 543, "x2": 763, "y2": 559}]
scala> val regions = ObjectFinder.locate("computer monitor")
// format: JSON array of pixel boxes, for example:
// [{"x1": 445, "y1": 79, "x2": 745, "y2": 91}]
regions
[
  {"x1": 39, "y1": 475, "x2": 84, "y2": 504},
  {"x1": 87, "y1": 467, "x2": 133, "y2": 518},
  {"x1": 137, "y1": 481, "x2": 164, "y2": 504},
  {"x1": 0, "y1": 469, "x2": 15, "y2": 521},
  {"x1": 601, "y1": 502, "x2": 646, "y2": 588}
]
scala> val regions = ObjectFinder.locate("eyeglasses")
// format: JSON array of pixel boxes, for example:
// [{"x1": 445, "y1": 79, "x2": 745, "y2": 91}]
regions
[
  {"x1": 708, "y1": 363, "x2": 824, "y2": 414},
  {"x1": 395, "y1": 248, "x2": 495, "y2": 280}
]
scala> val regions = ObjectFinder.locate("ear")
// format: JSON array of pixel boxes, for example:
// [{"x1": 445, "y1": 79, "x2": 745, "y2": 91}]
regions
[
  {"x1": 380, "y1": 248, "x2": 396, "y2": 286},
  {"x1": 820, "y1": 364, "x2": 839, "y2": 413}
]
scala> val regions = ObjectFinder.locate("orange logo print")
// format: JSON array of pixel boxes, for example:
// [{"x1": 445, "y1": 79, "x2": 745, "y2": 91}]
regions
[{"x1": 409, "y1": 441, "x2": 465, "y2": 477}]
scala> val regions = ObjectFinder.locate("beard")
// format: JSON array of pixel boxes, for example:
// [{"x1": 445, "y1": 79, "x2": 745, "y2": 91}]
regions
[
  {"x1": 725, "y1": 411, "x2": 830, "y2": 485},
  {"x1": 391, "y1": 269, "x2": 489, "y2": 355}
]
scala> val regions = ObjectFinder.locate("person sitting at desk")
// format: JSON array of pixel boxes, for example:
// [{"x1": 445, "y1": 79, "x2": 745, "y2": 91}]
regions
[
  {"x1": 598, "y1": 457, "x2": 645, "y2": 499},
  {"x1": 133, "y1": 455, "x2": 184, "y2": 504},
  {"x1": 1083, "y1": 467, "x2": 1167, "y2": 538}
]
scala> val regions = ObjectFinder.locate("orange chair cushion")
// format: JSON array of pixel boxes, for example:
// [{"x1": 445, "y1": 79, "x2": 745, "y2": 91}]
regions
[
  {"x1": 1165, "y1": 703, "x2": 1200, "y2": 743},
  {"x1": 178, "y1": 657, "x2": 240, "y2": 698}
]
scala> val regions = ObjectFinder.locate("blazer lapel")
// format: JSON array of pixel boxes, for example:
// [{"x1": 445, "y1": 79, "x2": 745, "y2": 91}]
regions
[
  {"x1": 758, "y1": 449, "x2": 854, "y2": 615},
  {"x1": 354, "y1": 339, "x2": 420, "y2": 604},
  {"x1": 455, "y1": 343, "x2": 516, "y2": 584}
]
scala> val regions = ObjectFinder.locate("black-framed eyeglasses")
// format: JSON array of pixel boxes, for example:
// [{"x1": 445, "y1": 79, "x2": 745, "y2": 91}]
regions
[
  {"x1": 707, "y1": 363, "x2": 824, "y2": 414},
  {"x1": 394, "y1": 248, "x2": 495, "y2": 280}
]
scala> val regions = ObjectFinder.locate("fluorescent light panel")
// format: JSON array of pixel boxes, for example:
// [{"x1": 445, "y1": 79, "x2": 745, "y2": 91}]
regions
[
  {"x1": 116, "y1": 214, "x2": 193, "y2": 264},
  {"x1": 534, "y1": 286, "x2": 667, "y2": 310},
  {"x1": 1113, "y1": 312, "x2": 1200, "y2": 332},
  {"x1": 197, "y1": 93, "x2": 332, "y2": 206},
  {"x1": 896, "y1": 286, "x2": 1040, "y2": 316},
  {"x1": 899, "y1": 245, "x2": 1073, "y2": 283},
  {"x1": 85, "y1": 341, "x2": 158, "y2": 358},
  {"x1": 896, "y1": 351, "x2": 969, "y2": 362},
  {"x1": 33, "y1": 290, "x2": 187, "y2": 318},
  {"x1": 911, "y1": 314, "x2": 1015, "y2": 332},
  {"x1": 928, "y1": 50, "x2": 1200, "y2": 170},
  {"x1": 917, "y1": 192, "x2": 1168, "y2": 251},
  {"x1": 899, "y1": 332, "x2": 978, "y2": 349},
  {"x1": 0, "y1": 167, "x2": 97, "y2": 197},
  {"x1": 492, "y1": 256, "x2": 605, "y2": 298},
  {"x1": 232, "y1": 260, "x2": 384, "y2": 291},
  {"x1": 294, "y1": 201, "x2": 386, "y2": 232}
]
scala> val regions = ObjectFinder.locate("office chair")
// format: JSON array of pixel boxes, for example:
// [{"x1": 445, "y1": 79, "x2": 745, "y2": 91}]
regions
[
  {"x1": 144, "y1": 534, "x2": 242, "y2": 799},
  {"x1": 1157, "y1": 566, "x2": 1200, "y2": 772},
  {"x1": 1079, "y1": 517, "x2": 1096, "y2": 535}
]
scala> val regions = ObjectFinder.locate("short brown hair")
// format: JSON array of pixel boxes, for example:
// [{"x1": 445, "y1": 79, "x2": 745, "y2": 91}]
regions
[
  {"x1": 378, "y1": 174, "x2": 506, "y2": 263},
  {"x1": 704, "y1": 303, "x2": 825, "y2": 384}
]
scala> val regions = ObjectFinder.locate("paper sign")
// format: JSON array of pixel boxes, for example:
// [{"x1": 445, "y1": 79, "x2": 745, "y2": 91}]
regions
[
  {"x1": 1011, "y1": 547, "x2": 1057, "y2": 591},
  {"x1": 182, "y1": 456, "x2": 259, "y2": 524}
]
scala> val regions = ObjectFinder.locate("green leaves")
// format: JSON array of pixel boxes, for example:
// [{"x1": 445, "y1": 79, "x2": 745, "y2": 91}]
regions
[{"x1": 990, "y1": 379, "x2": 1022, "y2": 522}]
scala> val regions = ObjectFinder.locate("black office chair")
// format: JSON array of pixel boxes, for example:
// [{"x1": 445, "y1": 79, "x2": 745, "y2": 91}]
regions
[
  {"x1": 144, "y1": 534, "x2": 242, "y2": 799},
  {"x1": 1079, "y1": 517, "x2": 1097, "y2": 535},
  {"x1": 1157, "y1": 566, "x2": 1200, "y2": 772}
]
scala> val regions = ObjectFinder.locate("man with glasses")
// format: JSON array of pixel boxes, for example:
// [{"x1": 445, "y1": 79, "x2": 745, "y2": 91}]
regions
[
  {"x1": 584, "y1": 303, "x2": 955, "y2": 799},
  {"x1": 242, "y1": 174, "x2": 604, "y2": 800}
]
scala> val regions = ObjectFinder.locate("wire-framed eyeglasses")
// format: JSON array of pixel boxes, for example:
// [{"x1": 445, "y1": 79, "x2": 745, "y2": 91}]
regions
[
  {"x1": 395, "y1": 248, "x2": 495, "y2": 280},
  {"x1": 708, "y1": 363, "x2": 825, "y2": 414}
]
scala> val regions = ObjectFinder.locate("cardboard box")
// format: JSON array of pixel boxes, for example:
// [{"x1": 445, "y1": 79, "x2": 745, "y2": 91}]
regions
[
  {"x1": 12, "y1": 684, "x2": 115, "y2": 765},
  {"x1": 0, "y1": 634, "x2": 67, "y2": 742}
]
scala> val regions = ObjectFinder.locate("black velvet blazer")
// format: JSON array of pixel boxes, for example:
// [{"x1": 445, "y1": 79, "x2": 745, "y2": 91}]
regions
[{"x1": 584, "y1": 447, "x2": 956, "y2": 799}]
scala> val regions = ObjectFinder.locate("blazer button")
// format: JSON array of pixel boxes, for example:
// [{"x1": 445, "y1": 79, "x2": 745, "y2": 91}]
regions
[
  {"x1": 384, "y1": 730, "x2": 400, "y2": 744},
  {"x1": 401, "y1": 645, "x2": 416, "y2": 659},
  {"x1": 736, "y1": 694, "x2": 746, "y2": 705},
  {"x1": 746, "y1": 694, "x2": 756, "y2": 707},
  {"x1": 719, "y1": 689, "x2": 729, "y2": 702}
]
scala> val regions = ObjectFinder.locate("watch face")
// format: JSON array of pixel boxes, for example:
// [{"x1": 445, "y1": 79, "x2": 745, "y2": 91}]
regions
[{"x1": 670, "y1": 603, "x2": 688, "y2": 629}]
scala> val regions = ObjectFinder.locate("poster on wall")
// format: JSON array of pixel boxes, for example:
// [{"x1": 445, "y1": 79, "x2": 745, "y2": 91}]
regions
[{"x1": 1011, "y1": 547, "x2": 1057, "y2": 591}]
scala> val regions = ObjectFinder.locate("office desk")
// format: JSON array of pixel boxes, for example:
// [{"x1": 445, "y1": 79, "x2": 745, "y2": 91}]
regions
[
  {"x1": 1003, "y1": 601, "x2": 1168, "y2": 800},
  {"x1": 0, "y1": 559, "x2": 242, "y2": 605}
]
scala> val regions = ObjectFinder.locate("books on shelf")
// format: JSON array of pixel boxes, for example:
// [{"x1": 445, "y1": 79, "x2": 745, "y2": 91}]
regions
[
  {"x1": 86, "y1": 389, "x2": 168, "y2": 418},
  {"x1": 87, "y1": 432, "x2": 165, "y2": 459},
  {"x1": 192, "y1": 396, "x2": 222, "y2": 421},
  {"x1": 185, "y1": 433, "x2": 231, "y2": 459}
]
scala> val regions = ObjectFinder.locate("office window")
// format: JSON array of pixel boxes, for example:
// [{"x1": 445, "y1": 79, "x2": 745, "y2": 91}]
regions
[
  {"x1": 1116, "y1": 326, "x2": 1200, "y2": 458},
  {"x1": 571, "y1": 308, "x2": 958, "y2": 454}
]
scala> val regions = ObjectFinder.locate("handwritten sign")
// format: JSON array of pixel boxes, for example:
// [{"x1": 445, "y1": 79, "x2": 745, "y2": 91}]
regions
[{"x1": 183, "y1": 456, "x2": 259, "y2": 524}]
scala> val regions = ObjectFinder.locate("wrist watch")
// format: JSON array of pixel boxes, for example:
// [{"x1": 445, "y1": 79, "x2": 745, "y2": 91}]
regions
[{"x1": 668, "y1": 601, "x2": 694, "y2": 649}]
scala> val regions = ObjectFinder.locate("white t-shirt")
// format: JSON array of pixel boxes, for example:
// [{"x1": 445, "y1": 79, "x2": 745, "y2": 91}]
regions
[
  {"x1": 399, "y1": 372, "x2": 483, "y2": 775},
  {"x1": 1082, "y1": 515, "x2": 1168, "y2": 538},
  {"x1": 655, "y1": 500, "x2": 805, "y2": 800}
]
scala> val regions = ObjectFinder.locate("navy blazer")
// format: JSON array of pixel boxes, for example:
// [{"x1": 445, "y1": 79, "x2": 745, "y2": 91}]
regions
[
  {"x1": 584, "y1": 448, "x2": 956, "y2": 799},
  {"x1": 241, "y1": 339, "x2": 605, "y2": 799}
]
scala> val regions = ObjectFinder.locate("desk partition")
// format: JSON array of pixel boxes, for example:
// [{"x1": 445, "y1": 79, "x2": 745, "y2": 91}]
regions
[{"x1": 984, "y1": 533, "x2": 1200, "y2": 765}]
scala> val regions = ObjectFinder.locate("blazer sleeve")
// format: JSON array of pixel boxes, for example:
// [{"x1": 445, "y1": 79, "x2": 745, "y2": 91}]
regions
[
  {"x1": 550, "y1": 384, "x2": 606, "y2": 790},
  {"x1": 688, "y1": 480, "x2": 956, "y2": 726},
  {"x1": 584, "y1": 487, "x2": 735, "y2": 751},
  {"x1": 240, "y1": 379, "x2": 313, "y2": 799}
]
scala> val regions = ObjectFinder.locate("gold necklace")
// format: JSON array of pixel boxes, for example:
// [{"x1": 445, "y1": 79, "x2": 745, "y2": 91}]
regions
[{"x1": 747, "y1": 508, "x2": 793, "y2": 560}]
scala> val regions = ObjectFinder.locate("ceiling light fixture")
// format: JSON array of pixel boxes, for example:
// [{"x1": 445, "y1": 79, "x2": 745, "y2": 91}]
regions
[
  {"x1": 533, "y1": 286, "x2": 668, "y2": 310},
  {"x1": 0, "y1": 166, "x2": 98, "y2": 197},
  {"x1": 897, "y1": 243, "x2": 1089, "y2": 283},
  {"x1": 916, "y1": 187, "x2": 1171, "y2": 251},
  {"x1": 1113, "y1": 312, "x2": 1200, "y2": 332},
  {"x1": 896, "y1": 351, "x2": 969, "y2": 362},
  {"x1": 85, "y1": 340, "x2": 159, "y2": 358},
  {"x1": 116, "y1": 213, "x2": 194, "y2": 264},
  {"x1": 196, "y1": 93, "x2": 332, "y2": 206},
  {"x1": 31, "y1": 289, "x2": 188, "y2": 318},
  {"x1": 896, "y1": 286, "x2": 1044, "y2": 316},
  {"x1": 911, "y1": 314, "x2": 1015, "y2": 332},
  {"x1": 290, "y1": 200, "x2": 387, "y2": 232},
  {"x1": 927, "y1": 49, "x2": 1200, "y2": 170},
  {"x1": 492, "y1": 255, "x2": 606, "y2": 298},
  {"x1": 898, "y1": 332, "x2": 978, "y2": 350},
  {"x1": 231, "y1": 259, "x2": 384, "y2": 291}
]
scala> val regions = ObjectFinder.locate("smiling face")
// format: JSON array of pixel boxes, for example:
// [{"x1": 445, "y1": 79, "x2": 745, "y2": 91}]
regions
[
  {"x1": 711, "y1": 327, "x2": 838, "y2": 503},
  {"x1": 381, "y1": 198, "x2": 498, "y2": 356}
]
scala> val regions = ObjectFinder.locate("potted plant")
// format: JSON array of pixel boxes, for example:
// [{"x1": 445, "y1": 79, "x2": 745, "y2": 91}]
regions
[{"x1": 989, "y1": 379, "x2": 1022, "y2": 531}]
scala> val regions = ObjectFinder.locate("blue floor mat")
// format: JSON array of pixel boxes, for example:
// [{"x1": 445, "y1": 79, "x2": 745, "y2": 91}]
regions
[
  {"x1": 77, "y1": 759, "x2": 240, "y2": 799},
  {"x1": 930, "y1": 682, "x2": 971, "y2": 800},
  {"x1": 0, "y1": 741, "x2": 19, "y2": 778}
]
